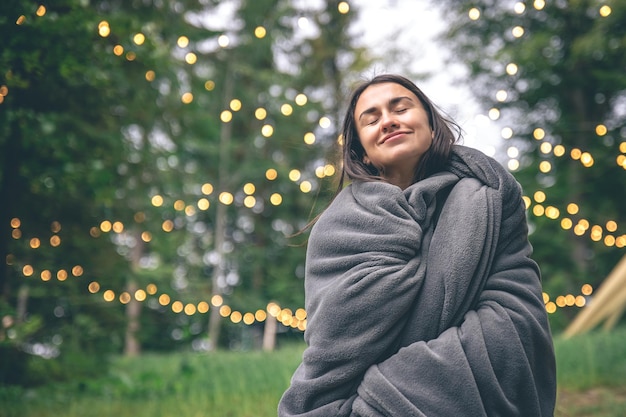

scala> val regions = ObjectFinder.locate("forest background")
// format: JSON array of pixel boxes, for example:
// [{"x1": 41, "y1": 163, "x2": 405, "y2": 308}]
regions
[{"x1": 1, "y1": 0, "x2": 625, "y2": 387}]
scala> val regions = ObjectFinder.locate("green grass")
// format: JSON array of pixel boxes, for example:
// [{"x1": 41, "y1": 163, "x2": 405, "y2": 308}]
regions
[
  {"x1": 1, "y1": 344, "x2": 304, "y2": 417},
  {"x1": 2, "y1": 328, "x2": 626, "y2": 417},
  {"x1": 554, "y1": 328, "x2": 626, "y2": 417},
  {"x1": 554, "y1": 328, "x2": 626, "y2": 389}
]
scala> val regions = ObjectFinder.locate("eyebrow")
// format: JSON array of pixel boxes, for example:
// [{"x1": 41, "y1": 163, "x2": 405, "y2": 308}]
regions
[{"x1": 358, "y1": 96, "x2": 415, "y2": 121}]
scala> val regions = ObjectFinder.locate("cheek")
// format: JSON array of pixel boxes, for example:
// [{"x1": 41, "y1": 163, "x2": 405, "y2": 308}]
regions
[{"x1": 358, "y1": 128, "x2": 377, "y2": 147}]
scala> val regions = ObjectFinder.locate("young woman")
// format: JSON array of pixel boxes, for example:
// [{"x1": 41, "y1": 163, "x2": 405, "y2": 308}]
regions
[{"x1": 278, "y1": 74, "x2": 556, "y2": 417}]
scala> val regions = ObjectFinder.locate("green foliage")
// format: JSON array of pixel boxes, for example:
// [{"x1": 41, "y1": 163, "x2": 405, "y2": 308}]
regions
[
  {"x1": 433, "y1": 0, "x2": 626, "y2": 299},
  {"x1": 0, "y1": 0, "x2": 373, "y2": 380}
]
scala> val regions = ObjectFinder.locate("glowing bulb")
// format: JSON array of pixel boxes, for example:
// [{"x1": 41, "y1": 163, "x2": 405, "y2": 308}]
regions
[
  {"x1": 265, "y1": 168, "x2": 278, "y2": 180},
  {"x1": 220, "y1": 110, "x2": 233, "y2": 123},
  {"x1": 159, "y1": 294, "x2": 171, "y2": 306},
  {"x1": 599, "y1": 5, "x2": 612, "y2": 17},
  {"x1": 177, "y1": 36, "x2": 189, "y2": 48},
  {"x1": 270, "y1": 193, "x2": 283, "y2": 205},
  {"x1": 230, "y1": 99, "x2": 242, "y2": 111},
  {"x1": 540, "y1": 142, "x2": 552, "y2": 154},
  {"x1": 539, "y1": 160, "x2": 552, "y2": 173},
  {"x1": 295, "y1": 93, "x2": 308, "y2": 106},
  {"x1": 300, "y1": 181, "x2": 312, "y2": 193},
  {"x1": 289, "y1": 169, "x2": 301, "y2": 181},
  {"x1": 533, "y1": 191, "x2": 546, "y2": 203},
  {"x1": 218, "y1": 35, "x2": 230, "y2": 48},
  {"x1": 244, "y1": 196, "x2": 256, "y2": 209},
  {"x1": 566, "y1": 203, "x2": 579, "y2": 215},
  {"x1": 243, "y1": 183, "x2": 256, "y2": 194},
  {"x1": 281, "y1": 103, "x2": 293, "y2": 116},
  {"x1": 561, "y1": 218, "x2": 572, "y2": 230},
  {"x1": 198, "y1": 302, "x2": 209, "y2": 313},
  {"x1": 319, "y1": 117, "x2": 331, "y2": 128},
  {"x1": 98, "y1": 22, "x2": 111, "y2": 37},
  {"x1": 133, "y1": 33, "x2": 145, "y2": 45},
  {"x1": 100, "y1": 220, "x2": 112, "y2": 232},
  {"x1": 512, "y1": 26, "x2": 525, "y2": 38},
  {"x1": 181, "y1": 92, "x2": 193, "y2": 104},
  {"x1": 261, "y1": 124, "x2": 274, "y2": 137},
  {"x1": 507, "y1": 159, "x2": 520, "y2": 171},
  {"x1": 185, "y1": 52, "x2": 197, "y2": 64},
  {"x1": 553, "y1": 145, "x2": 565, "y2": 157},
  {"x1": 506, "y1": 63, "x2": 518, "y2": 75},
  {"x1": 202, "y1": 183, "x2": 214, "y2": 195},
  {"x1": 580, "y1": 152, "x2": 594, "y2": 167},
  {"x1": 219, "y1": 192, "x2": 234, "y2": 205},
  {"x1": 255, "y1": 107, "x2": 267, "y2": 120},
  {"x1": 254, "y1": 26, "x2": 267, "y2": 38}
]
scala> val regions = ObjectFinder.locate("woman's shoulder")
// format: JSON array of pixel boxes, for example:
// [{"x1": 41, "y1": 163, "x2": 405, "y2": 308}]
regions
[
  {"x1": 449, "y1": 145, "x2": 516, "y2": 186},
  {"x1": 447, "y1": 145, "x2": 526, "y2": 213},
  {"x1": 451, "y1": 145, "x2": 500, "y2": 168}
]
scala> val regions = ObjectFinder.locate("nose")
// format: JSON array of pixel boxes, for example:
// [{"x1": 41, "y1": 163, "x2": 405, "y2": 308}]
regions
[{"x1": 380, "y1": 111, "x2": 398, "y2": 132}]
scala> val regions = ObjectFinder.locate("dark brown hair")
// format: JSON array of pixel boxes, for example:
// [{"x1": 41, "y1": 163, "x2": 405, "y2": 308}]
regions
[
  {"x1": 296, "y1": 75, "x2": 462, "y2": 235},
  {"x1": 336, "y1": 74, "x2": 461, "y2": 190}
]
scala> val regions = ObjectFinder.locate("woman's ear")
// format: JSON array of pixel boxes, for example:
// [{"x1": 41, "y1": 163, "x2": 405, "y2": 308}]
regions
[{"x1": 363, "y1": 155, "x2": 371, "y2": 165}]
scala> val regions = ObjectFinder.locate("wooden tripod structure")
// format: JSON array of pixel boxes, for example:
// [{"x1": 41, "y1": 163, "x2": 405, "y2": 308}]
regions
[{"x1": 564, "y1": 254, "x2": 626, "y2": 338}]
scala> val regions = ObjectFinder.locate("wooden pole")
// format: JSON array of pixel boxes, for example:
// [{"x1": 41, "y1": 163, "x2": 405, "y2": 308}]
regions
[{"x1": 564, "y1": 254, "x2": 626, "y2": 337}]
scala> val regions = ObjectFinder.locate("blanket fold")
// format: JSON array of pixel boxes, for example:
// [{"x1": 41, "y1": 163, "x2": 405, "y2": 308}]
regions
[{"x1": 278, "y1": 145, "x2": 556, "y2": 417}]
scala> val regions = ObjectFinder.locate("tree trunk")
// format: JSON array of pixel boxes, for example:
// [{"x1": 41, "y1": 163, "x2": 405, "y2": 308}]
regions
[
  {"x1": 124, "y1": 230, "x2": 144, "y2": 357},
  {"x1": 16, "y1": 285, "x2": 28, "y2": 323},
  {"x1": 567, "y1": 87, "x2": 593, "y2": 274},
  {"x1": 263, "y1": 312, "x2": 277, "y2": 351},
  {"x1": 0, "y1": 116, "x2": 22, "y2": 300},
  {"x1": 124, "y1": 280, "x2": 141, "y2": 356},
  {"x1": 208, "y1": 198, "x2": 227, "y2": 349},
  {"x1": 207, "y1": 68, "x2": 234, "y2": 349}
]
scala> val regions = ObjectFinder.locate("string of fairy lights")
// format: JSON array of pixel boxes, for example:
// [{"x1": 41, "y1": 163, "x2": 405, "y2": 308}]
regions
[
  {"x1": 4, "y1": 2, "x2": 624, "y2": 331},
  {"x1": 466, "y1": 1, "x2": 623, "y2": 313},
  {"x1": 518, "y1": 130, "x2": 626, "y2": 248},
  {"x1": 5, "y1": 209, "x2": 605, "y2": 328},
  {"x1": 474, "y1": 2, "x2": 626, "y2": 250}
]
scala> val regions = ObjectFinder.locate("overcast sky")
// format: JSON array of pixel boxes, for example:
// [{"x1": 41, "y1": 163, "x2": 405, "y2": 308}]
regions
[
  {"x1": 201, "y1": 0, "x2": 502, "y2": 157},
  {"x1": 351, "y1": 0, "x2": 502, "y2": 156}
]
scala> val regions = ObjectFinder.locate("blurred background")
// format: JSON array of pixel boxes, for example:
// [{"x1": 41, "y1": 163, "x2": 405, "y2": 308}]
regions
[{"x1": 1, "y1": 0, "x2": 625, "y2": 413}]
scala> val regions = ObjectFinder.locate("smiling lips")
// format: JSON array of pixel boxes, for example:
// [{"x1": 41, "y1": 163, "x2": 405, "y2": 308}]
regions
[{"x1": 381, "y1": 131, "x2": 409, "y2": 144}]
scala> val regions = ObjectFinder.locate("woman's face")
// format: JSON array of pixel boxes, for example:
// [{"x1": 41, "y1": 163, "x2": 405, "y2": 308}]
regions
[{"x1": 354, "y1": 82, "x2": 433, "y2": 188}]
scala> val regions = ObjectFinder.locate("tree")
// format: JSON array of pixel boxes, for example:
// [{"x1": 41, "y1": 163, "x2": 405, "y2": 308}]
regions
[
  {"x1": 434, "y1": 0, "x2": 626, "y2": 329},
  {"x1": 0, "y1": 0, "x2": 209, "y2": 381},
  {"x1": 1, "y1": 0, "x2": 372, "y2": 383},
  {"x1": 149, "y1": 0, "x2": 370, "y2": 349}
]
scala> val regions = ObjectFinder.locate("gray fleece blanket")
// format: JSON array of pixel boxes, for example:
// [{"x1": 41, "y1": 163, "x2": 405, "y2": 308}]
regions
[{"x1": 278, "y1": 145, "x2": 556, "y2": 417}]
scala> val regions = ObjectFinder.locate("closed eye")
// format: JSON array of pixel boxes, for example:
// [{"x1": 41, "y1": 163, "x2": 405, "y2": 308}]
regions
[{"x1": 360, "y1": 114, "x2": 379, "y2": 126}]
